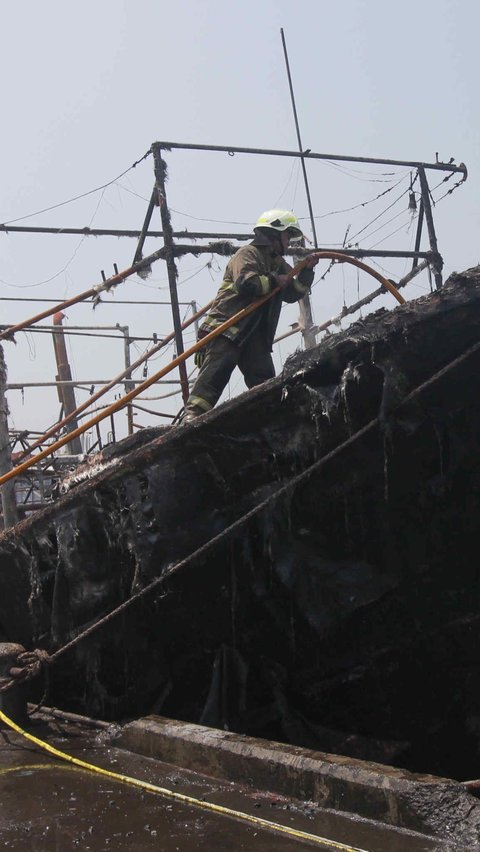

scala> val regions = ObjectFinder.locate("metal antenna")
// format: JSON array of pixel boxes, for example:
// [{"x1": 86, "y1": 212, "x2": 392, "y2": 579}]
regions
[{"x1": 280, "y1": 27, "x2": 318, "y2": 248}]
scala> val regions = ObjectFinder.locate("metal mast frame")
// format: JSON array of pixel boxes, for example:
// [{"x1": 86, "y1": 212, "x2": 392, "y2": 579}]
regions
[
  {"x1": 129, "y1": 141, "x2": 465, "y2": 370},
  {"x1": 0, "y1": 140, "x2": 468, "y2": 524},
  {"x1": 0, "y1": 139, "x2": 468, "y2": 433}
]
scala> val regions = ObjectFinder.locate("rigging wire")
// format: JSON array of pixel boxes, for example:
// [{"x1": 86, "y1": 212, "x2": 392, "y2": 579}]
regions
[
  {"x1": 368, "y1": 257, "x2": 399, "y2": 280},
  {"x1": 0, "y1": 188, "x2": 107, "y2": 289},
  {"x1": 352, "y1": 207, "x2": 407, "y2": 245},
  {"x1": 323, "y1": 162, "x2": 398, "y2": 177},
  {"x1": 123, "y1": 172, "x2": 411, "y2": 230},
  {"x1": 433, "y1": 177, "x2": 466, "y2": 204},
  {"x1": 369, "y1": 256, "x2": 430, "y2": 292},
  {"x1": 116, "y1": 183, "x2": 151, "y2": 203},
  {"x1": 25, "y1": 330, "x2": 36, "y2": 362},
  {"x1": 366, "y1": 218, "x2": 415, "y2": 250},
  {"x1": 346, "y1": 185, "x2": 412, "y2": 244},
  {"x1": 168, "y1": 208, "x2": 252, "y2": 226},
  {"x1": 339, "y1": 169, "x2": 459, "y2": 255},
  {"x1": 273, "y1": 158, "x2": 301, "y2": 208},
  {"x1": 290, "y1": 158, "x2": 302, "y2": 210},
  {"x1": 320, "y1": 160, "x2": 403, "y2": 183},
  {"x1": 307, "y1": 173, "x2": 410, "y2": 221},
  {"x1": 1, "y1": 150, "x2": 152, "y2": 226}
]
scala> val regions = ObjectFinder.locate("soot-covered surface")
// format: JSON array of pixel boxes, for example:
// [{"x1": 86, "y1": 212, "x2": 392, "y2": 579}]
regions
[{"x1": 1, "y1": 267, "x2": 480, "y2": 781}]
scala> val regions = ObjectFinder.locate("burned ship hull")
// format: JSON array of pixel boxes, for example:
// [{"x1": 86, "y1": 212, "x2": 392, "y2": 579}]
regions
[{"x1": 2, "y1": 266, "x2": 480, "y2": 781}]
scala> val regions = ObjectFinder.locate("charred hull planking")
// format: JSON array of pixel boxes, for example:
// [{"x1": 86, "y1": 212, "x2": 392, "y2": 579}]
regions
[{"x1": 1, "y1": 267, "x2": 480, "y2": 780}]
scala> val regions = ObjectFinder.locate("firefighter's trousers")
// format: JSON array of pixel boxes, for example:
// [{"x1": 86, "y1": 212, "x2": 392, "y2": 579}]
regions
[{"x1": 184, "y1": 332, "x2": 275, "y2": 417}]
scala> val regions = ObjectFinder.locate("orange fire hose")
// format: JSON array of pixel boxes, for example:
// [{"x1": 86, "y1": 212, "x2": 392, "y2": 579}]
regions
[
  {"x1": 0, "y1": 253, "x2": 404, "y2": 489},
  {"x1": 287, "y1": 251, "x2": 405, "y2": 305},
  {"x1": 0, "y1": 292, "x2": 281, "y2": 487},
  {"x1": 0, "y1": 247, "x2": 170, "y2": 343},
  {"x1": 16, "y1": 299, "x2": 214, "y2": 462}
]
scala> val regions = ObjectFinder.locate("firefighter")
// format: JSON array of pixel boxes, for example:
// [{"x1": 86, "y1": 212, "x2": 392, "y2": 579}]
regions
[{"x1": 180, "y1": 209, "x2": 319, "y2": 422}]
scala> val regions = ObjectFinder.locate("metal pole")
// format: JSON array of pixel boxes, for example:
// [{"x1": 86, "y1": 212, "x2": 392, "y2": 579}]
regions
[
  {"x1": 132, "y1": 187, "x2": 157, "y2": 271},
  {"x1": 418, "y1": 167, "x2": 443, "y2": 289},
  {"x1": 0, "y1": 231, "x2": 437, "y2": 260},
  {"x1": 95, "y1": 422, "x2": 103, "y2": 451},
  {"x1": 118, "y1": 325, "x2": 134, "y2": 435},
  {"x1": 412, "y1": 198, "x2": 424, "y2": 271},
  {"x1": 0, "y1": 224, "x2": 252, "y2": 241},
  {"x1": 280, "y1": 28, "x2": 317, "y2": 349},
  {"x1": 51, "y1": 314, "x2": 83, "y2": 454},
  {"x1": 191, "y1": 301, "x2": 199, "y2": 341},
  {"x1": 280, "y1": 28, "x2": 318, "y2": 247},
  {"x1": 109, "y1": 414, "x2": 116, "y2": 445},
  {"x1": 152, "y1": 145, "x2": 190, "y2": 403},
  {"x1": 297, "y1": 293, "x2": 317, "y2": 349},
  {"x1": 0, "y1": 347, "x2": 18, "y2": 528},
  {"x1": 6, "y1": 380, "x2": 180, "y2": 388},
  {"x1": 153, "y1": 139, "x2": 468, "y2": 174}
]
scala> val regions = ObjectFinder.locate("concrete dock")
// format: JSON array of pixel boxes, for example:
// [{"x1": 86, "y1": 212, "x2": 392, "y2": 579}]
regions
[{"x1": 0, "y1": 707, "x2": 476, "y2": 850}]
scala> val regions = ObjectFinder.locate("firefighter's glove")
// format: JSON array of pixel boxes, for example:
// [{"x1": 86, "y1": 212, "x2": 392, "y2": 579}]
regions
[{"x1": 194, "y1": 348, "x2": 206, "y2": 370}]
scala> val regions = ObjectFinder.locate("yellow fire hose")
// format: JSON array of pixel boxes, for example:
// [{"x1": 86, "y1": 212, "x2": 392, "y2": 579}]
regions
[
  {"x1": 0, "y1": 708, "x2": 368, "y2": 850},
  {"x1": 0, "y1": 253, "x2": 404, "y2": 490}
]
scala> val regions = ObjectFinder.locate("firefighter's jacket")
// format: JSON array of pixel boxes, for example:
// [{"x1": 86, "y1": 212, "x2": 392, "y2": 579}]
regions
[{"x1": 199, "y1": 235, "x2": 314, "y2": 351}]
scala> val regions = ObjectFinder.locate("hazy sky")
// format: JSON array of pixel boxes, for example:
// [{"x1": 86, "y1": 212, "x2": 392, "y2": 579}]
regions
[{"x1": 1, "y1": 0, "x2": 478, "y2": 443}]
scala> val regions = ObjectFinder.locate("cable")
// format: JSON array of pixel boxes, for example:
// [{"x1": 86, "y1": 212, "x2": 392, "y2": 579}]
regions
[
  {"x1": 321, "y1": 160, "x2": 404, "y2": 183},
  {"x1": 1, "y1": 150, "x2": 151, "y2": 226},
  {"x1": 366, "y1": 218, "x2": 415, "y2": 250},
  {"x1": 324, "y1": 162, "x2": 398, "y2": 177},
  {"x1": 177, "y1": 262, "x2": 213, "y2": 288},
  {"x1": 170, "y1": 208, "x2": 253, "y2": 226},
  {"x1": 116, "y1": 183, "x2": 151, "y2": 203},
  {"x1": 354, "y1": 207, "x2": 407, "y2": 245},
  {"x1": 347, "y1": 186, "x2": 411, "y2": 243},
  {"x1": 432, "y1": 177, "x2": 466, "y2": 204},
  {"x1": 128, "y1": 261, "x2": 210, "y2": 292},
  {"x1": 273, "y1": 158, "x2": 301, "y2": 208},
  {"x1": 298, "y1": 174, "x2": 409, "y2": 223},
  {"x1": 290, "y1": 159, "x2": 302, "y2": 210},
  {"x1": 0, "y1": 188, "x2": 107, "y2": 289},
  {"x1": 122, "y1": 174, "x2": 410, "y2": 230},
  {"x1": 368, "y1": 258, "x2": 401, "y2": 281}
]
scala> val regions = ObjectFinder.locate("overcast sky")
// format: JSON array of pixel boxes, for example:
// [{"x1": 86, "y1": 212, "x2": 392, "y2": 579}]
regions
[{"x1": 1, "y1": 0, "x2": 478, "y2": 444}]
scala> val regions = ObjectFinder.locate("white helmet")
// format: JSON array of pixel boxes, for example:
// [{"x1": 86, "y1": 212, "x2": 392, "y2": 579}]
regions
[{"x1": 254, "y1": 209, "x2": 303, "y2": 239}]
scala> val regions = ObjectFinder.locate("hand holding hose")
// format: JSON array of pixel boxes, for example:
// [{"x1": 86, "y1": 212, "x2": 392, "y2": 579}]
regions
[
  {"x1": 276, "y1": 253, "x2": 319, "y2": 289},
  {"x1": 302, "y1": 254, "x2": 320, "y2": 269}
]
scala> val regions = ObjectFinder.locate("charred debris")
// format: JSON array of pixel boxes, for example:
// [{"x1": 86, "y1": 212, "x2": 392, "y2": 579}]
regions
[{"x1": 1, "y1": 265, "x2": 480, "y2": 782}]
